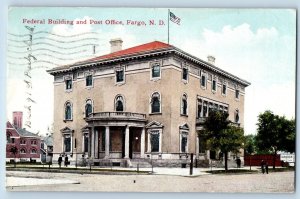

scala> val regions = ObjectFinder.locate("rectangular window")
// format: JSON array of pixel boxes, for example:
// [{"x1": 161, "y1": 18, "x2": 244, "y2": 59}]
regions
[
  {"x1": 197, "y1": 103, "x2": 202, "y2": 118},
  {"x1": 116, "y1": 70, "x2": 124, "y2": 82},
  {"x1": 203, "y1": 103, "x2": 208, "y2": 117},
  {"x1": 182, "y1": 68, "x2": 188, "y2": 81},
  {"x1": 64, "y1": 135, "x2": 71, "y2": 152},
  {"x1": 86, "y1": 75, "x2": 93, "y2": 86},
  {"x1": 181, "y1": 136, "x2": 187, "y2": 153},
  {"x1": 66, "y1": 79, "x2": 72, "y2": 90},
  {"x1": 101, "y1": 132, "x2": 105, "y2": 151},
  {"x1": 198, "y1": 134, "x2": 207, "y2": 154},
  {"x1": 152, "y1": 63, "x2": 160, "y2": 78},
  {"x1": 11, "y1": 138, "x2": 15, "y2": 144},
  {"x1": 224, "y1": 107, "x2": 228, "y2": 114},
  {"x1": 84, "y1": 134, "x2": 89, "y2": 153},
  {"x1": 222, "y1": 84, "x2": 227, "y2": 95},
  {"x1": 201, "y1": 75, "x2": 206, "y2": 87},
  {"x1": 150, "y1": 133, "x2": 159, "y2": 152},
  {"x1": 6, "y1": 135, "x2": 10, "y2": 143},
  {"x1": 235, "y1": 89, "x2": 240, "y2": 99},
  {"x1": 208, "y1": 103, "x2": 213, "y2": 116},
  {"x1": 212, "y1": 79, "x2": 217, "y2": 91}
]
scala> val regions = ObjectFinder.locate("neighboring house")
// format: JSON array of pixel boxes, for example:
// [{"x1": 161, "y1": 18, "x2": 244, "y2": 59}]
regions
[
  {"x1": 41, "y1": 134, "x2": 54, "y2": 163},
  {"x1": 6, "y1": 121, "x2": 41, "y2": 162},
  {"x1": 47, "y1": 39, "x2": 250, "y2": 167}
]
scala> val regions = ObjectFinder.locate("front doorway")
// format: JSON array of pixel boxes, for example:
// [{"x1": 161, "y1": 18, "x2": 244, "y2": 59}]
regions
[{"x1": 121, "y1": 127, "x2": 141, "y2": 159}]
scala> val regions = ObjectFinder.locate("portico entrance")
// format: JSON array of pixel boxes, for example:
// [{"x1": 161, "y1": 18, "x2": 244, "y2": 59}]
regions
[{"x1": 85, "y1": 112, "x2": 147, "y2": 160}]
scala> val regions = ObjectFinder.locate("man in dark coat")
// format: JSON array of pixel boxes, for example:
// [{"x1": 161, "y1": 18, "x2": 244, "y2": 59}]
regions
[
  {"x1": 58, "y1": 155, "x2": 62, "y2": 168},
  {"x1": 64, "y1": 155, "x2": 69, "y2": 167},
  {"x1": 261, "y1": 160, "x2": 265, "y2": 174},
  {"x1": 265, "y1": 162, "x2": 269, "y2": 174}
]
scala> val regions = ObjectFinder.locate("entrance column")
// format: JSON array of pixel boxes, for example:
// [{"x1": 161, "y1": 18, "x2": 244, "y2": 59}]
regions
[
  {"x1": 206, "y1": 150, "x2": 210, "y2": 160},
  {"x1": 88, "y1": 130, "x2": 91, "y2": 157},
  {"x1": 196, "y1": 134, "x2": 199, "y2": 158},
  {"x1": 124, "y1": 125, "x2": 130, "y2": 158},
  {"x1": 94, "y1": 129, "x2": 99, "y2": 159},
  {"x1": 104, "y1": 126, "x2": 110, "y2": 159},
  {"x1": 147, "y1": 130, "x2": 151, "y2": 153},
  {"x1": 91, "y1": 126, "x2": 95, "y2": 158},
  {"x1": 140, "y1": 127, "x2": 145, "y2": 158}
]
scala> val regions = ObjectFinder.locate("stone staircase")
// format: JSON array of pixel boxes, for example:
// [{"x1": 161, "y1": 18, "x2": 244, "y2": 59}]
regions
[{"x1": 130, "y1": 159, "x2": 153, "y2": 168}]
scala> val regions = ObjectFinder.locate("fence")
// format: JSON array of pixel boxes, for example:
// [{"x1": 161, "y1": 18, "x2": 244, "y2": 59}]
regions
[{"x1": 244, "y1": 154, "x2": 283, "y2": 167}]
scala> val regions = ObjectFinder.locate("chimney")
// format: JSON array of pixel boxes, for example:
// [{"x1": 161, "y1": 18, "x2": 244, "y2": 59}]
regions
[
  {"x1": 13, "y1": 111, "x2": 23, "y2": 129},
  {"x1": 110, "y1": 38, "x2": 123, "y2": 53},
  {"x1": 207, "y1": 55, "x2": 215, "y2": 65}
]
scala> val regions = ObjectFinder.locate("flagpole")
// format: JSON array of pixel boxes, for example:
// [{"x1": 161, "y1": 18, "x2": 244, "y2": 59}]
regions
[{"x1": 168, "y1": 9, "x2": 170, "y2": 44}]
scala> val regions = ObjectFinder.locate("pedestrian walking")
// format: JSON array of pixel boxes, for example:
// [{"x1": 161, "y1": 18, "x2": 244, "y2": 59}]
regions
[
  {"x1": 64, "y1": 155, "x2": 69, "y2": 167},
  {"x1": 236, "y1": 158, "x2": 241, "y2": 168},
  {"x1": 58, "y1": 155, "x2": 62, "y2": 168},
  {"x1": 261, "y1": 160, "x2": 265, "y2": 174},
  {"x1": 265, "y1": 162, "x2": 269, "y2": 174}
]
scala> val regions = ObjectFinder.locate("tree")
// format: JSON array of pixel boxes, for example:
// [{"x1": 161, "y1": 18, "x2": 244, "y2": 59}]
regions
[
  {"x1": 10, "y1": 146, "x2": 18, "y2": 168},
  {"x1": 280, "y1": 118, "x2": 295, "y2": 153},
  {"x1": 244, "y1": 134, "x2": 256, "y2": 155},
  {"x1": 202, "y1": 110, "x2": 244, "y2": 171},
  {"x1": 256, "y1": 110, "x2": 295, "y2": 170}
]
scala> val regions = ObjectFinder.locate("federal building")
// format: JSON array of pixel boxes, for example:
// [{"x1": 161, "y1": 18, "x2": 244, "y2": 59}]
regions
[{"x1": 47, "y1": 39, "x2": 250, "y2": 167}]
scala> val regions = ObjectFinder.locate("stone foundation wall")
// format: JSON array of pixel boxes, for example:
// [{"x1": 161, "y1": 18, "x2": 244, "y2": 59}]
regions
[{"x1": 148, "y1": 159, "x2": 191, "y2": 167}]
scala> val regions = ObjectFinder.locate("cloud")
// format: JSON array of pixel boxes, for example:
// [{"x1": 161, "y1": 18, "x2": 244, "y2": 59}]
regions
[
  {"x1": 245, "y1": 80, "x2": 295, "y2": 134},
  {"x1": 6, "y1": 71, "x2": 53, "y2": 135},
  {"x1": 7, "y1": 18, "x2": 139, "y2": 135},
  {"x1": 178, "y1": 23, "x2": 295, "y2": 134},
  {"x1": 51, "y1": 16, "x2": 94, "y2": 36},
  {"x1": 95, "y1": 25, "x2": 138, "y2": 55}
]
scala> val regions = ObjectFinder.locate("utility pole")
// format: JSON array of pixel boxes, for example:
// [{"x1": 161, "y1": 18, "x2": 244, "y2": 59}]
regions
[{"x1": 190, "y1": 153, "x2": 194, "y2": 175}]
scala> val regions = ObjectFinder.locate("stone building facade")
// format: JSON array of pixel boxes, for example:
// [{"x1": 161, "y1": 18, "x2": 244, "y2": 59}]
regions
[{"x1": 48, "y1": 40, "x2": 250, "y2": 167}]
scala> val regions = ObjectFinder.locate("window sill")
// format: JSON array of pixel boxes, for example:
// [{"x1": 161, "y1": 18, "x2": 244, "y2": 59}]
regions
[
  {"x1": 63, "y1": 119, "x2": 73, "y2": 122},
  {"x1": 146, "y1": 152, "x2": 161, "y2": 154},
  {"x1": 85, "y1": 85, "x2": 93, "y2": 90},
  {"x1": 151, "y1": 77, "x2": 161, "y2": 82},
  {"x1": 65, "y1": 89, "x2": 73, "y2": 93},
  {"x1": 201, "y1": 85, "x2": 206, "y2": 90},
  {"x1": 149, "y1": 112, "x2": 162, "y2": 115},
  {"x1": 181, "y1": 79, "x2": 188, "y2": 84},
  {"x1": 180, "y1": 114, "x2": 188, "y2": 117},
  {"x1": 115, "y1": 81, "x2": 125, "y2": 86},
  {"x1": 179, "y1": 153, "x2": 189, "y2": 157}
]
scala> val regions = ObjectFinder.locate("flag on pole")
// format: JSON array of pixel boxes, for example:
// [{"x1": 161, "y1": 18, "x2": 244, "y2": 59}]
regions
[{"x1": 169, "y1": 11, "x2": 181, "y2": 25}]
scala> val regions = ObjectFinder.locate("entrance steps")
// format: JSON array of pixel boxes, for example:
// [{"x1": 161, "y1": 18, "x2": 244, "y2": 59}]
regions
[{"x1": 130, "y1": 159, "x2": 153, "y2": 168}]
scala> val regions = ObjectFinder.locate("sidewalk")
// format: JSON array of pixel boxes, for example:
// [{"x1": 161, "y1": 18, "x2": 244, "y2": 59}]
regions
[
  {"x1": 6, "y1": 176, "x2": 79, "y2": 187},
  {"x1": 6, "y1": 164, "x2": 261, "y2": 177}
]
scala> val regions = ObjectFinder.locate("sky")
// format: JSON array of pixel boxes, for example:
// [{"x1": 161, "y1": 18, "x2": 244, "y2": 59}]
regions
[{"x1": 7, "y1": 7, "x2": 296, "y2": 135}]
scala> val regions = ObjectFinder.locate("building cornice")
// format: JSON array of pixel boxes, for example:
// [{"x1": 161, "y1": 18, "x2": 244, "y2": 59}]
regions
[
  {"x1": 172, "y1": 47, "x2": 250, "y2": 87},
  {"x1": 47, "y1": 45, "x2": 250, "y2": 87}
]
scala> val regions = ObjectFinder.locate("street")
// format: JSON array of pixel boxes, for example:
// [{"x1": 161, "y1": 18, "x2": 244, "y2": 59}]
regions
[{"x1": 6, "y1": 170, "x2": 294, "y2": 192}]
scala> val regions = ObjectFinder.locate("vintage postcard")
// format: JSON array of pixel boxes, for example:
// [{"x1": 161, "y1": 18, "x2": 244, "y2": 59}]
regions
[{"x1": 6, "y1": 7, "x2": 295, "y2": 192}]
